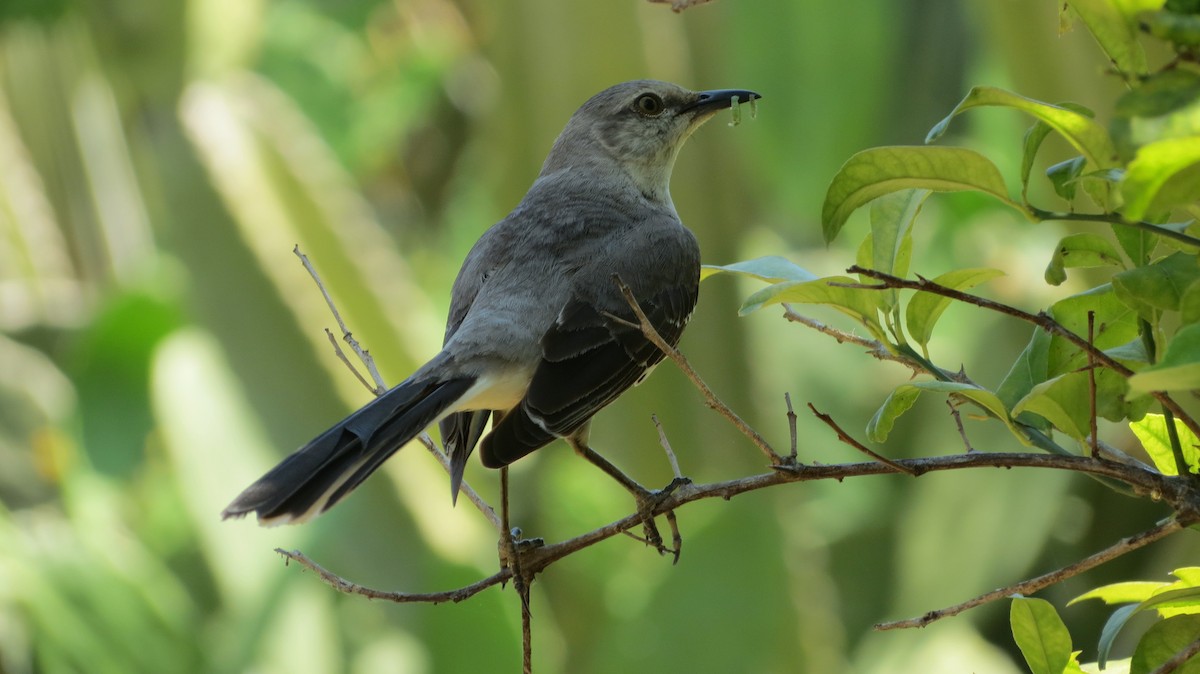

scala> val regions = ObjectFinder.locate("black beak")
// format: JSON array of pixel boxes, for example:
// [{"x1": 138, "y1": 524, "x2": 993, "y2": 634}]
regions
[{"x1": 682, "y1": 88, "x2": 761, "y2": 114}]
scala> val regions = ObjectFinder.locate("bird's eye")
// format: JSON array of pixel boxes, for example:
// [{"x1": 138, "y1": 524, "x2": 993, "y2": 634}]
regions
[{"x1": 633, "y1": 93, "x2": 665, "y2": 116}]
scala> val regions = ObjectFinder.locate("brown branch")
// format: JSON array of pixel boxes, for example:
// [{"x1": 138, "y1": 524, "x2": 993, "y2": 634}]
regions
[
  {"x1": 276, "y1": 547, "x2": 510, "y2": 602},
  {"x1": 784, "y1": 393, "x2": 799, "y2": 462},
  {"x1": 844, "y1": 266, "x2": 1200, "y2": 442},
  {"x1": 1088, "y1": 311, "x2": 1100, "y2": 459},
  {"x1": 946, "y1": 399, "x2": 975, "y2": 453},
  {"x1": 781, "y1": 306, "x2": 923, "y2": 375},
  {"x1": 1149, "y1": 633, "x2": 1200, "y2": 674},
  {"x1": 610, "y1": 275, "x2": 782, "y2": 465},
  {"x1": 808, "y1": 403, "x2": 920, "y2": 476},
  {"x1": 874, "y1": 516, "x2": 1191, "y2": 631},
  {"x1": 280, "y1": 449, "x2": 1187, "y2": 607}
]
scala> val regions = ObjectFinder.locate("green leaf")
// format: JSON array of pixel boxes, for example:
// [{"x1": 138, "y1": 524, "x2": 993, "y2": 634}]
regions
[
  {"x1": 1063, "y1": 0, "x2": 1149, "y2": 76},
  {"x1": 740, "y1": 276, "x2": 882, "y2": 333},
  {"x1": 1145, "y1": 9, "x2": 1200, "y2": 49},
  {"x1": 997, "y1": 329, "x2": 1054, "y2": 429},
  {"x1": 1129, "y1": 412, "x2": 1200, "y2": 475},
  {"x1": 1130, "y1": 614, "x2": 1200, "y2": 674},
  {"x1": 870, "y1": 188, "x2": 925, "y2": 281},
  {"x1": 1011, "y1": 597, "x2": 1074, "y2": 674},
  {"x1": 866, "y1": 381, "x2": 1014, "y2": 443},
  {"x1": 700, "y1": 256, "x2": 816, "y2": 283},
  {"x1": 1114, "y1": 223, "x2": 1159, "y2": 267},
  {"x1": 1113, "y1": 250, "x2": 1200, "y2": 324},
  {"x1": 1048, "y1": 284, "x2": 1142, "y2": 375},
  {"x1": 1122, "y1": 136, "x2": 1200, "y2": 221},
  {"x1": 1112, "y1": 69, "x2": 1200, "y2": 160},
  {"x1": 1099, "y1": 604, "x2": 1142, "y2": 669},
  {"x1": 1021, "y1": 103, "x2": 1097, "y2": 202},
  {"x1": 1047, "y1": 156, "x2": 1088, "y2": 202},
  {"x1": 904, "y1": 267, "x2": 1005, "y2": 348},
  {"x1": 1183, "y1": 279, "x2": 1200, "y2": 324},
  {"x1": 1012, "y1": 368, "x2": 1135, "y2": 440},
  {"x1": 1129, "y1": 324, "x2": 1200, "y2": 392},
  {"x1": 1072, "y1": 582, "x2": 1172, "y2": 606},
  {"x1": 1045, "y1": 233, "x2": 1126, "y2": 286},
  {"x1": 821, "y1": 146, "x2": 1021, "y2": 243},
  {"x1": 928, "y1": 86, "x2": 1120, "y2": 170}
]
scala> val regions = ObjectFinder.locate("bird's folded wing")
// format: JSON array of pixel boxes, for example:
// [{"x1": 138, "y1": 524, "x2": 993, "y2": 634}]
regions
[{"x1": 480, "y1": 278, "x2": 696, "y2": 468}]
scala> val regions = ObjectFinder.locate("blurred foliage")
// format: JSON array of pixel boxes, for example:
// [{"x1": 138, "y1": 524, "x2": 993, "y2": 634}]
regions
[{"x1": 1, "y1": 0, "x2": 1198, "y2": 672}]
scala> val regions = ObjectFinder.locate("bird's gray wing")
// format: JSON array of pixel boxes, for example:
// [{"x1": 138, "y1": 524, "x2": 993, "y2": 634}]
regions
[{"x1": 480, "y1": 224, "x2": 699, "y2": 468}]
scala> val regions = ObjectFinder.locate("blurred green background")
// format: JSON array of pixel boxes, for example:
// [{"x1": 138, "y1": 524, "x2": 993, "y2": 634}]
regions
[{"x1": 1, "y1": 0, "x2": 1196, "y2": 671}]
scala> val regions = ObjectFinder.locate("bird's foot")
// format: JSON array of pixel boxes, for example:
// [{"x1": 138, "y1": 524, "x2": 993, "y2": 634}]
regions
[{"x1": 627, "y1": 476, "x2": 691, "y2": 563}]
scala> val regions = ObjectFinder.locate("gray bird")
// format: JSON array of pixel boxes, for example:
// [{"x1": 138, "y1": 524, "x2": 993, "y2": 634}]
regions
[{"x1": 222, "y1": 80, "x2": 759, "y2": 525}]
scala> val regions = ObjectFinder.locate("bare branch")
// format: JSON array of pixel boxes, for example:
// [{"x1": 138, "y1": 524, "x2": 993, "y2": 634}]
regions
[
  {"x1": 874, "y1": 517, "x2": 1190, "y2": 631},
  {"x1": 946, "y1": 399, "x2": 975, "y2": 453},
  {"x1": 652, "y1": 414, "x2": 684, "y2": 479},
  {"x1": 276, "y1": 547, "x2": 509, "y2": 602},
  {"x1": 785, "y1": 393, "x2": 799, "y2": 462},
  {"x1": 294, "y1": 245, "x2": 386, "y2": 393}
]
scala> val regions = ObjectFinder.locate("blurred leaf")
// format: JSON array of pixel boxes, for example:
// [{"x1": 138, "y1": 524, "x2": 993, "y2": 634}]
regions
[
  {"x1": 1130, "y1": 321, "x2": 1200, "y2": 393},
  {"x1": 865, "y1": 189, "x2": 924, "y2": 313},
  {"x1": 1130, "y1": 614, "x2": 1200, "y2": 674},
  {"x1": 1105, "y1": 336, "x2": 1151, "y2": 362},
  {"x1": 1045, "y1": 233, "x2": 1125, "y2": 286},
  {"x1": 1130, "y1": 413, "x2": 1200, "y2": 474},
  {"x1": 1122, "y1": 137, "x2": 1200, "y2": 221},
  {"x1": 928, "y1": 86, "x2": 1119, "y2": 170},
  {"x1": 867, "y1": 381, "x2": 1014, "y2": 443},
  {"x1": 1145, "y1": 10, "x2": 1200, "y2": 50},
  {"x1": 1021, "y1": 102, "x2": 1096, "y2": 202},
  {"x1": 740, "y1": 276, "x2": 883, "y2": 335},
  {"x1": 1114, "y1": 222, "x2": 1160, "y2": 267},
  {"x1": 1063, "y1": 0, "x2": 1149, "y2": 75},
  {"x1": 1010, "y1": 597, "x2": 1073, "y2": 674},
  {"x1": 1113, "y1": 252, "x2": 1200, "y2": 317},
  {"x1": 821, "y1": 146, "x2": 1020, "y2": 243},
  {"x1": 1113, "y1": 69, "x2": 1200, "y2": 160},
  {"x1": 700, "y1": 256, "x2": 815, "y2": 283},
  {"x1": 1047, "y1": 156, "x2": 1088, "y2": 202},
  {"x1": 1184, "y1": 279, "x2": 1200, "y2": 323},
  {"x1": 904, "y1": 267, "x2": 1004, "y2": 348}
]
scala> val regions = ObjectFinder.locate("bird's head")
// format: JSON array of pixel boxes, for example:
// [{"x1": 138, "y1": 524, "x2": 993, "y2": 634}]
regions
[{"x1": 540, "y1": 80, "x2": 760, "y2": 204}]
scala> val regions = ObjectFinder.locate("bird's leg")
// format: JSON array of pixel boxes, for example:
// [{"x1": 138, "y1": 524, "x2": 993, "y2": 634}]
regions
[{"x1": 565, "y1": 434, "x2": 687, "y2": 557}]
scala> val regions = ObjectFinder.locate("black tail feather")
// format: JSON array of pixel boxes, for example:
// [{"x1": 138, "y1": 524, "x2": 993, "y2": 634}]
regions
[{"x1": 222, "y1": 377, "x2": 475, "y2": 524}]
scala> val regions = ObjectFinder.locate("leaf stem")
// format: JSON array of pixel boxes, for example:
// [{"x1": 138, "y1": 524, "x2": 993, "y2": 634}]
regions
[{"x1": 1028, "y1": 207, "x2": 1200, "y2": 248}]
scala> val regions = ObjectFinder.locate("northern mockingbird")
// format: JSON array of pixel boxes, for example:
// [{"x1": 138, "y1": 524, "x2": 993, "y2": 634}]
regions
[{"x1": 223, "y1": 80, "x2": 759, "y2": 525}]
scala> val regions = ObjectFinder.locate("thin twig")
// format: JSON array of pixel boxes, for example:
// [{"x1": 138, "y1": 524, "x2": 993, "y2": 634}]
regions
[
  {"x1": 323, "y1": 328, "x2": 378, "y2": 395},
  {"x1": 1149, "y1": 633, "x2": 1200, "y2": 674},
  {"x1": 294, "y1": 245, "x2": 386, "y2": 393},
  {"x1": 781, "y1": 307, "x2": 923, "y2": 375},
  {"x1": 946, "y1": 399, "x2": 975, "y2": 453},
  {"x1": 807, "y1": 403, "x2": 920, "y2": 476},
  {"x1": 784, "y1": 393, "x2": 799, "y2": 463},
  {"x1": 276, "y1": 548, "x2": 510, "y2": 602},
  {"x1": 845, "y1": 266, "x2": 1200, "y2": 442},
  {"x1": 1028, "y1": 207, "x2": 1200, "y2": 249},
  {"x1": 610, "y1": 275, "x2": 781, "y2": 464},
  {"x1": 874, "y1": 517, "x2": 1190, "y2": 630},
  {"x1": 652, "y1": 414, "x2": 684, "y2": 479},
  {"x1": 1088, "y1": 311, "x2": 1100, "y2": 459},
  {"x1": 416, "y1": 433, "x2": 501, "y2": 530}
]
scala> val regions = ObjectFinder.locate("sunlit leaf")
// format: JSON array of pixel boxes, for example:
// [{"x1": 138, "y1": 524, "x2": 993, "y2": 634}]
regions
[
  {"x1": 1048, "y1": 284, "x2": 1141, "y2": 376},
  {"x1": 1112, "y1": 69, "x2": 1200, "y2": 160},
  {"x1": 1021, "y1": 103, "x2": 1097, "y2": 202},
  {"x1": 1045, "y1": 233, "x2": 1126, "y2": 286},
  {"x1": 928, "y1": 86, "x2": 1120, "y2": 170},
  {"x1": 904, "y1": 268, "x2": 1005, "y2": 348},
  {"x1": 1072, "y1": 582, "x2": 1171, "y2": 606},
  {"x1": 700, "y1": 256, "x2": 816, "y2": 283},
  {"x1": 821, "y1": 146, "x2": 1021, "y2": 243},
  {"x1": 1129, "y1": 322, "x2": 1200, "y2": 393},
  {"x1": 1122, "y1": 136, "x2": 1200, "y2": 221},
  {"x1": 1063, "y1": 0, "x2": 1149, "y2": 76},
  {"x1": 1010, "y1": 597, "x2": 1073, "y2": 674},
  {"x1": 1130, "y1": 412, "x2": 1200, "y2": 476}
]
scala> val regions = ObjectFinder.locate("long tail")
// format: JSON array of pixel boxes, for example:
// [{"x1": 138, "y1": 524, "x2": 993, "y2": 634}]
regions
[{"x1": 222, "y1": 376, "x2": 475, "y2": 525}]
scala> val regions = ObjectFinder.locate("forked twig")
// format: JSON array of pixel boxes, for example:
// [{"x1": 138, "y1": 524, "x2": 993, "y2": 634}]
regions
[
  {"x1": 277, "y1": 548, "x2": 509, "y2": 602},
  {"x1": 807, "y1": 403, "x2": 920, "y2": 476}
]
